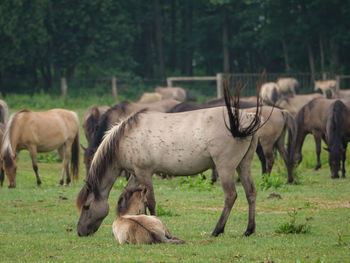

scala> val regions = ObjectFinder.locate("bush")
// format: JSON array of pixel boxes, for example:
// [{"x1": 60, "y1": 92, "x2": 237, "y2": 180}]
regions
[
  {"x1": 275, "y1": 209, "x2": 311, "y2": 234},
  {"x1": 180, "y1": 173, "x2": 215, "y2": 191},
  {"x1": 256, "y1": 172, "x2": 285, "y2": 191}
]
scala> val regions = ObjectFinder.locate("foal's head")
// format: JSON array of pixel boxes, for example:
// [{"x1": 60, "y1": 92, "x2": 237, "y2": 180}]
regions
[{"x1": 117, "y1": 186, "x2": 148, "y2": 216}]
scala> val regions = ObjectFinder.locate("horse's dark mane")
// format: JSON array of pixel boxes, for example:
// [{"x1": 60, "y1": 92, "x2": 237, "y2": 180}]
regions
[
  {"x1": 77, "y1": 109, "x2": 147, "y2": 207},
  {"x1": 85, "y1": 105, "x2": 100, "y2": 141},
  {"x1": 86, "y1": 101, "x2": 131, "y2": 156}
]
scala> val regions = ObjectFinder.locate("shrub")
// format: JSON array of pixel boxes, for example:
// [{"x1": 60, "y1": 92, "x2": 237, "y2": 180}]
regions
[
  {"x1": 180, "y1": 173, "x2": 215, "y2": 191},
  {"x1": 275, "y1": 209, "x2": 311, "y2": 234},
  {"x1": 256, "y1": 172, "x2": 285, "y2": 191},
  {"x1": 37, "y1": 152, "x2": 62, "y2": 163}
]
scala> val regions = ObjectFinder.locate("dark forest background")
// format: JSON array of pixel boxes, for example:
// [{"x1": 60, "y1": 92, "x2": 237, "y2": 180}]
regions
[{"x1": 1, "y1": 0, "x2": 349, "y2": 95}]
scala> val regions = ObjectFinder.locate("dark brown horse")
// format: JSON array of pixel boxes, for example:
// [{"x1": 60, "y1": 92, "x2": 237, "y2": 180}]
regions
[
  {"x1": 0, "y1": 123, "x2": 6, "y2": 186},
  {"x1": 83, "y1": 99, "x2": 180, "y2": 174},
  {"x1": 325, "y1": 100, "x2": 350, "y2": 178},
  {"x1": 82, "y1": 105, "x2": 110, "y2": 144}
]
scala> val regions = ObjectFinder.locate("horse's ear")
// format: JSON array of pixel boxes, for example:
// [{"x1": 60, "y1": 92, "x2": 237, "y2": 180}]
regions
[
  {"x1": 80, "y1": 144, "x2": 87, "y2": 151},
  {"x1": 323, "y1": 147, "x2": 330, "y2": 152}
]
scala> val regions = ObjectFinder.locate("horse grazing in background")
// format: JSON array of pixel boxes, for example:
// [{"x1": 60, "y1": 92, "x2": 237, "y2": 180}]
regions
[
  {"x1": 154, "y1": 87, "x2": 187, "y2": 102},
  {"x1": 276, "y1": 93, "x2": 322, "y2": 117},
  {"x1": 82, "y1": 105, "x2": 110, "y2": 144},
  {"x1": 246, "y1": 106, "x2": 296, "y2": 183},
  {"x1": 76, "y1": 83, "x2": 262, "y2": 237},
  {"x1": 136, "y1": 92, "x2": 163, "y2": 103},
  {"x1": 260, "y1": 82, "x2": 279, "y2": 105},
  {"x1": 1, "y1": 109, "x2": 80, "y2": 188},
  {"x1": 314, "y1": 80, "x2": 337, "y2": 98},
  {"x1": 0, "y1": 123, "x2": 6, "y2": 186},
  {"x1": 83, "y1": 99, "x2": 180, "y2": 174},
  {"x1": 0, "y1": 99, "x2": 8, "y2": 124},
  {"x1": 294, "y1": 98, "x2": 337, "y2": 170},
  {"x1": 112, "y1": 186, "x2": 185, "y2": 245},
  {"x1": 276, "y1": 77, "x2": 299, "y2": 97},
  {"x1": 325, "y1": 100, "x2": 350, "y2": 178}
]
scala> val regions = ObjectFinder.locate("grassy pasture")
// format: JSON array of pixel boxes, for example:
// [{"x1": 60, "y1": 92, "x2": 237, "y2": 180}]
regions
[{"x1": 0, "y1": 106, "x2": 350, "y2": 263}]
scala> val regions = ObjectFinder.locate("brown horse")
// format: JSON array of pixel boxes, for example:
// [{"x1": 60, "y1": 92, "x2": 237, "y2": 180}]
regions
[
  {"x1": 314, "y1": 80, "x2": 337, "y2": 98},
  {"x1": 246, "y1": 106, "x2": 296, "y2": 183},
  {"x1": 261, "y1": 82, "x2": 279, "y2": 105},
  {"x1": 82, "y1": 105, "x2": 110, "y2": 144},
  {"x1": 112, "y1": 186, "x2": 185, "y2": 244},
  {"x1": 276, "y1": 77, "x2": 299, "y2": 96},
  {"x1": 0, "y1": 123, "x2": 6, "y2": 186},
  {"x1": 294, "y1": 98, "x2": 337, "y2": 170},
  {"x1": 276, "y1": 93, "x2": 322, "y2": 117},
  {"x1": 83, "y1": 99, "x2": 180, "y2": 174},
  {"x1": 76, "y1": 84, "x2": 262, "y2": 237},
  {"x1": 0, "y1": 99, "x2": 8, "y2": 124},
  {"x1": 1, "y1": 109, "x2": 80, "y2": 188},
  {"x1": 325, "y1": 100, "x2": 350, "y2": 178}
]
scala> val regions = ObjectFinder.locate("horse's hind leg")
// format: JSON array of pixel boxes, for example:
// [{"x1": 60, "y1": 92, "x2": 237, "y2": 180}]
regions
[
  {"x1": 211, "y1": 164, "x2": 237, "y2": 237},
  {"x1": 342, "y1": 142, "x2": 347, "y2": 178},
  {"x1": 314, "y1": 135, "x2": 322, "y2": 170},
  {"x1": 58, "y1": 145, "x2": 70, "y2": 186},
  {"x1": 28, "y1": 145, "x2": 41, "y2": 186},
  {"x1": 237, "y1": 136, "x2": 258, "y2": 236},
  {"x1": 276, "y1": 134, "x2": 294, "y2": 183},
  {"x1": 255, "y1": 142, "x2": 267, "y2": 174}
]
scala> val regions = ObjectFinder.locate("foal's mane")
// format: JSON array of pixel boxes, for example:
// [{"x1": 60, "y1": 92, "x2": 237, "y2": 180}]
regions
[
  {"x1": 77, "y1": 109, "x2": 147, "y2": 209},
  {"x1": 1, "y1": 110, "x2": 30, "y2": 167}
]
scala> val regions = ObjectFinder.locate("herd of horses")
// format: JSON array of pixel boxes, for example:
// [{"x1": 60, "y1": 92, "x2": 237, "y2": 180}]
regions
[{"x1": 1, "y1": 77, "x2": 350, "y2": 244}]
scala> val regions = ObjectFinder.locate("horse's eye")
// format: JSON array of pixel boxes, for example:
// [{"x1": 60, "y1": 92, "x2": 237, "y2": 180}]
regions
[{"x1": 83, "y1": 205, "x2": 90, "y2": 210}]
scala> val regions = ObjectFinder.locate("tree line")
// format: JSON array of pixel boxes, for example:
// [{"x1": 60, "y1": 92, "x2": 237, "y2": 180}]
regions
[{"x1": 1, "y1": 0, "x2": 349, "y2": 93}]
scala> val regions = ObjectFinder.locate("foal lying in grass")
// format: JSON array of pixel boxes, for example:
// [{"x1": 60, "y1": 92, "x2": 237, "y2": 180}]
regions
[{"x1": 112, "y1": 186, "x2": 185, "y2": 245}]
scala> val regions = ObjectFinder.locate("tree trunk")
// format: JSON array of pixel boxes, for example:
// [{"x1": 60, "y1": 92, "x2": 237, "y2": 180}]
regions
[
  {"x1": 153, "y1": 0, "x2": 166, "y2": 82},
  {"x1": 319, "y1": 36, "x2": 325, "y2": 74},
  {"x1": 281, "y1": 30, "x2": 290, "y2": 72},
  {"x1": 330, "y1": 39, "x2": 340, "y2": 74},
  {"x1": 307, "y1": 43, "x2": 316, "y2": 82},
  {"x1": 222, "y1": 14, "x2": 230, "y2": 73},
  {"x1": 182, "y1": 1, "x2": 193, "y2": 76},
  {"x1": 170, "y1": 0, "x2": 177, "y2": 71}
]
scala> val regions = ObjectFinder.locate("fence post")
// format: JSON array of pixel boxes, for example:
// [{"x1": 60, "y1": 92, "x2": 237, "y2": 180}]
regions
[
  {"x1": 167, "y1": 78, "x2": 173, "y2": 87},
  {"x1": 61, "y1": 77, "x2": 67, "y2": 96},
  {"x1": 112, "y1": 77, "x2": 118, "y2": 100},
  {"x1": 336, "y1": 75, "x2": 340, "y2": 92},
  {"x1": 216, "y1": 73, "x2": 224, "y2": 98}
]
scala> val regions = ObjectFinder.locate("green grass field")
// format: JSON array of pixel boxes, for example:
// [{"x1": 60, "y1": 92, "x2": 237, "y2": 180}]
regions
[{"x1": 0, "y1": 107, "x2": 350, "y2": 263}]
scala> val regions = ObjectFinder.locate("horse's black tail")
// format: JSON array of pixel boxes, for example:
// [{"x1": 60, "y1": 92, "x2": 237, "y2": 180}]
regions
[
  {"x1": 71, "y1": 131, "x2": 80, "y2": 181},
  {"x1": 223, "y1": 77, "x2": 262, "y2": 138}
]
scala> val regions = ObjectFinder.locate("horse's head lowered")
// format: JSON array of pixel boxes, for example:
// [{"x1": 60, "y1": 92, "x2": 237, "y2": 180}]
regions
[
  {"x1": 76, "y1": 182, "x2": 110, "y2": 236},
  {"x1": 2, "y1": 150, "x2": 17, "y2": 188}
]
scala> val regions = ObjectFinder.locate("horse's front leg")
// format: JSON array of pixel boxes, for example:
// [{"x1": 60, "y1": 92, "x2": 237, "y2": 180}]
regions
[
  {"x1": 133, "y1": 169, "x2": 157, "y2": 215},
  {"x1": 28, "y1": 145, "x2": 41, "y2": 186}
]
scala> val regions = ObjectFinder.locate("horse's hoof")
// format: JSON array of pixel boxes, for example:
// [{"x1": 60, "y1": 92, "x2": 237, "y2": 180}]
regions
[
  {"x1": 331, "y1": 175, "x2": 339, "y2": 179},
  {"x1": 57, "y1": 184, "x2": 63, "y2": 187},
  {"x1": 314, "y1": 165, "x2": 321, "y2": 171},
  {"x1": 64, "y1": 183, "x2": 70, "y2": 187}
]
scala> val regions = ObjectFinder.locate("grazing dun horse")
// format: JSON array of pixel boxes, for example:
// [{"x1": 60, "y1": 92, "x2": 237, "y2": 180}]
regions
[
  {"x1": 276, "y1": 93, "x2": 322, "y2": 117},
  {"x1": 136, "y1": 92, "x2": 163, "y2": 103},
  {"x1": 154, "y1": 87, "x2": 187, "y2": 102},
  {"x1": 1, "y1": 109, "x2": 80, "y2": 188},
  {"x1": 294, "y1": 98, "x2": 337, "y2": 170},
  {"x1": 82, "y1": 105, "x2": 110, "y2": 144},
  {"x1": 83, "y1": 99, "x2": 180, "y2": 174},
  {"x1": 276, "y1": 77, "x2": 299, "y2": 96},
  {"x1": 113, "y1": 186, "x2": 185, "y2": 244},
  {"x1": 76, "y1": 85, "x2": 262, "y2": 237},
  {"x1": 261, "y1": 82, "x2": 279, "y2": 105},
  {"x1": 314, "y1": 80, "x2": 337, "y2": 98}
]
